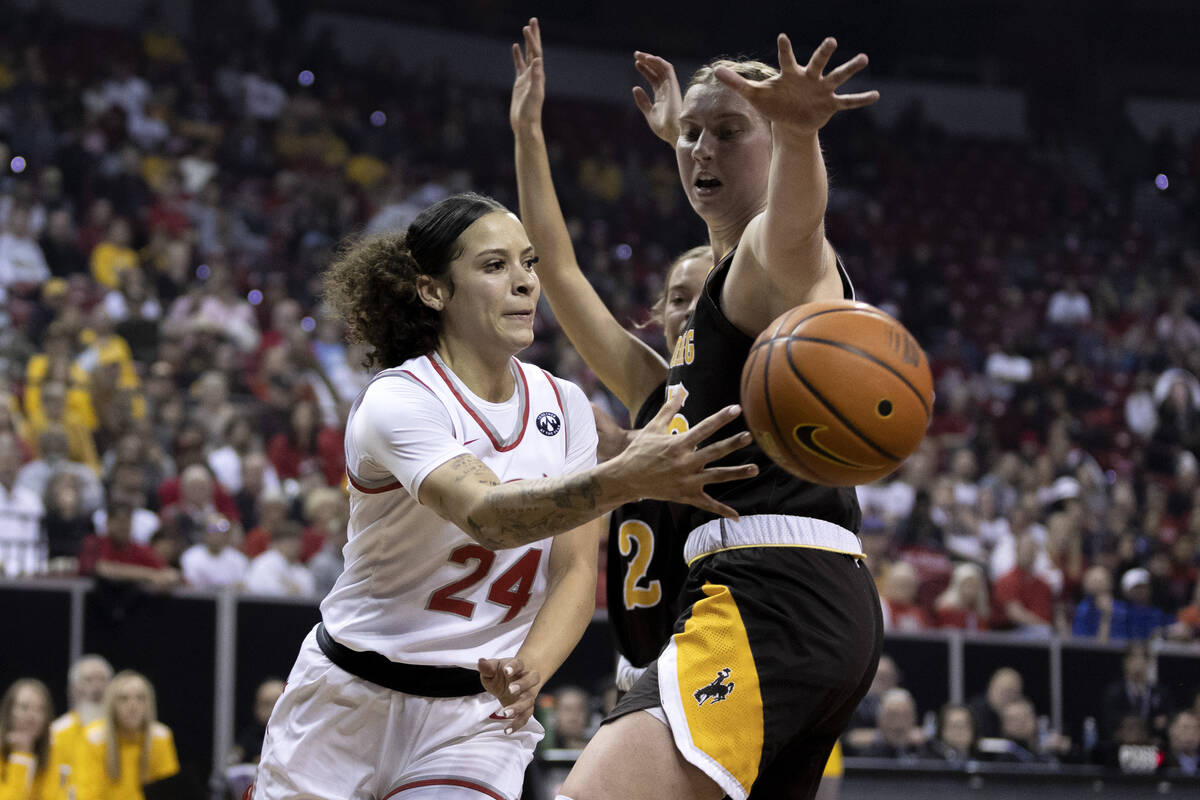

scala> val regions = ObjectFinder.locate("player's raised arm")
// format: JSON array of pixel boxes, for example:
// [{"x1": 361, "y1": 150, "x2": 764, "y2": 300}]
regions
[
  {"x1": 632, "y1": 49, "x2": 683, "y2": 145},
  {"x1": 511, "y1": 18, "x2": 669, "y2": 416},
  {"x1": 720, "y1": 36, "x2": 878, "y2": 317}
]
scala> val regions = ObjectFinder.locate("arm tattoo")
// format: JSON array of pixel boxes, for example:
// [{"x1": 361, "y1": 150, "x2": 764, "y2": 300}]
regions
[{"x1": 463, "y1": 470, "x2": 608, "y2": 549}]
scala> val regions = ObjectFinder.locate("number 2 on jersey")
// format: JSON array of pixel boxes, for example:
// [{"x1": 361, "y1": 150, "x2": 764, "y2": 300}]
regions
[
  {"x1": 427, "y1": 544, "x2": 543, "y2": 622},
  {"x1": 618, "y1": 520, "x2": 662, "y2": 610}
]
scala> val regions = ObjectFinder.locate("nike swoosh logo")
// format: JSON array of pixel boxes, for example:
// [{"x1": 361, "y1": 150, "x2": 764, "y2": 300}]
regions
[
  {"x1": 464, "y1": 438, "x2": 480, "y2": 446},
  {"x1": 488, "y1": 711, "x2": 507, "y2": 720},
  {"x1": 793, "y1": 424, "x2": 887, "y2": 470}
]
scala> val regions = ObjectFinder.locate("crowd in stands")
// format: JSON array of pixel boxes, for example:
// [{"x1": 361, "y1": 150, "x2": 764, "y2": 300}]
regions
[{"x1": 1, "y1": 0, "x2": 1200, "y2": 790}]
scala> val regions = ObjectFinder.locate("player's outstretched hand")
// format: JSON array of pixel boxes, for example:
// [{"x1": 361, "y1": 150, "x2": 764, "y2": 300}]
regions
[
  {"x1": 611, "y1": 389, "x2": 758, "y2": 519},
  {"x1": 714, "y1": 35, "x2": 878, "y2": 138},
  {"x1": 510, "y1": 17, "x2": 545, "y2": 131},
  {"x1": 632, "y1": 50, "x2": 682, "y2": 145},
  {"x1": 478, "y1": 656, "x2": 541, "y2": 735}
]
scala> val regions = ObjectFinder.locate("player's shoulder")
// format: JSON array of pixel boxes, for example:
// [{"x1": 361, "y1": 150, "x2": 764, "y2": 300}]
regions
[
  {"x1": 524, "y1": 361, "x2": 587, "y2": 405},
  {"x1": 83, "y1": 720, "x2": 106, "y2": 744},
  {"x1": 50, "y1": 712, "x2": 78, "y2": 737}
]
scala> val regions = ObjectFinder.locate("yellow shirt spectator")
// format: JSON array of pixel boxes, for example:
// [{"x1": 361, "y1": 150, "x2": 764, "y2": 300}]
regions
[
  {"x1": 89, "y1": 243, "x2": 139, "y2": 290},
  {"x1": 75, "y1": 721, "x2": 178, "y2": 800},
  {"x1": 0, "y1": 749, "x2": 66, "y2": 800},
  {"x1": 48, "y1": 712, "x2": 86, "y2": 800}
]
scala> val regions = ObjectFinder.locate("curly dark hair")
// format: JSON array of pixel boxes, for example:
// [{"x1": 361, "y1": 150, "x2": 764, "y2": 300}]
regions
[{"x1": 323, "y1": 193, "x2": 507, "y2": 370}]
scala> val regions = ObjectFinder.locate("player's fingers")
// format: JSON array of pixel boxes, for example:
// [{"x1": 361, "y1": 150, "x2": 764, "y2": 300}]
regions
[
  {"x1": 687, "y1": 492, "x2": 741, "y2": 521},
  {"x1": 806, "y1": 37, "x2": 837, "y2": 76},
  {"x1": 632, "y1": 86, "x2": 653, "y2": 116},
  {"x1": 713, "y1": 66, "x2": 756, "y2": 96},
  {"x1": 693, "y1": 430, "x2": 755, "y2": 464},
  {"x1": 824, "y1": 53, "x2": 869, "y2": 87},
  {"x1": 647, "y1": 387, "x2": 686, "y2": 428},
  {"x1": 478, "y1": 657, "x2": 499, "y2": 679},
  {"x1": 512, "y1": 43, "x2": 525, "y2": 74},
  {"x1": 777, "y1": 33, "x2": 800, "y2": 72},
  {"x1": 504, "y1": 701, "x2": 536, "y2": 735},
  {"x1": 697, "y1": 463, "x2": 760, "y2": 485},
  {"x1": 505, "y1": 670, "x2": 541, "y2": 700},
  {"x1": 835, "y1": 90, "x2": 881, "y2": 109},
  {"x1": 501, "y1": 658, "x2": 524, "y2": 679},
  {"x1": 525, "y1": 18, "x2": 542, "y2": 58},
  {"x1": 679, "y1": 404, "x2": 744, "y2": 445}
]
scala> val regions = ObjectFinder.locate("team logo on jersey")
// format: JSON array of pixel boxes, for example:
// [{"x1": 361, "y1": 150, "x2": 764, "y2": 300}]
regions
[
  {"x1": 693, "y1": 668, "x2": 735, "y2": 706},
  {"x1": 536, "y1": 411, "x2": 561, "y2": 436}
]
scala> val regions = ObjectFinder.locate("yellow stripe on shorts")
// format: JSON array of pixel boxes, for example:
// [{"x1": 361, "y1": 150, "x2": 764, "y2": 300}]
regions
[
  {"x1": 673, "y1": 581, "x2": 763, "y2": 792},
  {"x1": 823, "y1": 741, "x2": 843, "y2": 777}
]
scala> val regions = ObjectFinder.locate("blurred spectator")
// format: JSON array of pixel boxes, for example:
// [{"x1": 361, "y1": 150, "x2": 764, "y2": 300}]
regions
[
  {"x1": 27, "y1": 378, "x2": 99, "y2": 472},
  {"x1": 95, "y1": 460, "x2": 161, "y2": 544},
  {"x1": 88, "y1": 217, "x2": 138, "y2": 290},
  {"x1": 0, "y1": 678, "x2": 57, "y2": 798},
  {"x1": 551, "y1": 686, "x2": 592, "y2": 750},
  {"x1": 934, "y1": 562, "x2": 990, "y2": 631},
  {"x1": 1117, "y1": 568, "x2": 1174, "y2": 640},
  {"x1": 979, "y1": 698, "x2": 1062, "y2": 764},
  {"x1": 210, "y1": 420, "x2": 279, "y2": 499},
  {"x1": 265, "y1": 397, "x2": 344, "y2": 488},
  {"x1": 969, "y1": 667, "x2": 1024, "y2": 739},
  {"x1": 41, "y1": 471, "x2": 95, "y2": 566},
  {"x1": 991, "y1": 534, "x2": 1054, "y2": 635},
  {"x1": 39, "y1": 208, "x2": 86, "y2": 278},
  {"x1": 156, "y1": 427, "x2": 240, "y2": 522},
  {"x1": 189, "y1": 371, "x2": 237, "y2": 449},
  {"x1": 51, "y1": 655, "x2": 114, "y2": 798},
  {"x1": 0, "y1": 431, "x2": 45, "y2": 576},
  {"x1": 78, "y1": 501, "x2": 180, "y2": 591},
  {"x1": 160, "y1": 463, "x2": 227, "y2": 544},
  {"x1": 242, "y1": 523, "x2": 315, "y2": 597},
  {"x1": 1073, "y1": 565, "x2": 1128, "y2": 641},
  {"x1": 879, "y1": 561, "x2": 932, "y2": 632},
  {"x1": 926, "y1": 703, "x2": 978, "y2": 765},
  {"x1": 1101, "y1": 641, "x2": 1173, "y2": 744},
  {"x1": 0, "y1": 206, "x2": 51, "y2": 292},
  {"x1": 844, "y1": 655, "x2": 900, "y2": 752},
  {"x1": 1160, "y1": 710, "x2": 1200, "y2": 776},
  {"x1": 16, "y1": 425, "x2": 105, "y2": 514},
  {"x1": 179, "y1": 514, "x2": 247, "y2": 588},
  {"x1": 1045, "y1": 276, "x2": 1092, "y2": 328},
  {"x1": 75, "y1": 670, "x2": 180, "y2": 799},
  {"x1": 852, "y1": 688, "x2": 926, "y2": 761},
  {"x1": 1173, "y1": 580, "x2": 1200, "y2": 641},
  {"x1": 228, "y1": 678, "x2": 284, "y2": 765}
]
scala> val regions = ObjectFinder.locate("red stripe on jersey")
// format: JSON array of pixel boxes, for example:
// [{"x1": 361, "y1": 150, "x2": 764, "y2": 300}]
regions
[
  {"x1": 347, "y1": 473, "x2": 403, "y2": 494},
  {"x1": 427, "y1": 356, "x2": 529, "y2": 452},
  {"x1": 383, "y1": 778, "x2": 505, "y2": 799}
]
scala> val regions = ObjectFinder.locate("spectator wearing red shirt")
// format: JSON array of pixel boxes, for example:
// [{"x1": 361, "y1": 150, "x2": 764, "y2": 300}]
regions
[
  {"x1": 78, "y1": 502, "x2": 181, "y2": 590},
  {"x1": 266, "y1": 398, "x2": 344, "y2": 488},
  {"x1": 935, "y1": 562, "x2": 991, "y2": 631},
  {"x1": 993, "y1": 534, "x2": 1055, "y2": 634},
  {"x1": 157, "y1": 426, "x2": 240, "y2": 522}
]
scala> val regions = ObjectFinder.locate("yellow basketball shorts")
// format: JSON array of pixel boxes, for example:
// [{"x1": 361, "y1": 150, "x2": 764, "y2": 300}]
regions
[{"x1": 608, "y1": 546, "x2": 882, "y2": 800}]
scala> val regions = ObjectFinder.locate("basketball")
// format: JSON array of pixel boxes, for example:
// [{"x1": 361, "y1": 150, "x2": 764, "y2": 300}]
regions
[{"x1": 740, "y1": 300, "x2": 934, "y2": 486}]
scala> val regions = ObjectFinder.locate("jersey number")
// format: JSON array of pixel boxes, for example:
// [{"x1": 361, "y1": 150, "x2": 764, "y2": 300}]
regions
[
  {"x1": 618, "y1": 520, "x2": 662, "y2": 610},
  {"x1": 427, "y1": 545, "x2": 543, "y2": 622}
]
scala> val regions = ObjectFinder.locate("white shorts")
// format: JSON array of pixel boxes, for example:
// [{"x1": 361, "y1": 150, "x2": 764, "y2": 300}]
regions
[{"x1": 253, "y1": 626, "x2": 543, "y2": 800}]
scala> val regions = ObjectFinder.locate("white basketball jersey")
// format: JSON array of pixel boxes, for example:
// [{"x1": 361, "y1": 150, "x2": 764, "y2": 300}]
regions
[{"x1": 321, "y1": 352, "x2": 596, "y2": 669}]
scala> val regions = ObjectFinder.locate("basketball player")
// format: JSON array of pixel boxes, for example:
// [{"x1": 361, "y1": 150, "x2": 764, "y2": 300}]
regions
[
  {"x1": 251, "y1": 194, "x2": 756, "y2": 800},
  {"x1": 511, "y1": 20, "x2": 881, "y2": 800}
]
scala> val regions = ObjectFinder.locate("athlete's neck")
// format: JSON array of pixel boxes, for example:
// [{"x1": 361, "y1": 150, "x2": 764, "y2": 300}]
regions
[
  {"x1": 706, "y1": 215, "x2": 752, "y2": 265},
  {"x1": 434, "y1": 344, "x2": 516, "y2": 403}
]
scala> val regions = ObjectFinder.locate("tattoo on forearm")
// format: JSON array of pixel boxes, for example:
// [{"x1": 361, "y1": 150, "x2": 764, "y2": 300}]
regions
[{"x1": 464, "y1": 472, "x2": 605, "y2": 549}]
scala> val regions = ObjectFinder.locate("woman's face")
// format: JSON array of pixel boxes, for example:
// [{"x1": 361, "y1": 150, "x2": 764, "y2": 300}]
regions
[
  {"x1": 433, "y1": 211, "x2": 541, "y2": 361},
  {"x1": 662, "y1": 255, "x2": 711, "y2": 350},
  {"x1": 675, "y1": 83, "x2": 772, "y2": 235},
  {"x1": 941, "y1": 708, "x2": 974, "y2": 752},
  {"x1": 113, "y1": 680, "x2": 149, "y2": 733},
  {"x1": 10, "y1": 685, "x2": 49, "y2": 739}
]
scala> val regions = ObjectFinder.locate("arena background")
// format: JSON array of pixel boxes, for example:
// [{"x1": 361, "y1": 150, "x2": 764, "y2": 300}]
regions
[{"x1": 1, "y1": 0, "x2": 1199, "y2": 798}]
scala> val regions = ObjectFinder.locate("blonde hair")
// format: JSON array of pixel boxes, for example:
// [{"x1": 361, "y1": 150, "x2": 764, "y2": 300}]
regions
[
  {"x1": 687, "y1": 59, "x2": 779, "y2": 90},
  {"x1": 101, "y1": 671, "x2": 157, "y2": 781},
  {"x1": 936, "y1": 562, "x2": 990, "y2": 618}
]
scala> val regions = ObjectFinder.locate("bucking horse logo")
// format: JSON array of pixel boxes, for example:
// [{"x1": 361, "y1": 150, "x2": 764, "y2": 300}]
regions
[{"x1": 693, "y1": 668, "x2": 735, "y2": 706}]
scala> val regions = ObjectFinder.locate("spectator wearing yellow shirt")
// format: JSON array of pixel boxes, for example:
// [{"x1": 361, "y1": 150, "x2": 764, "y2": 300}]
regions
[
  {"x1": 26, "y1": 382, "x2": 99, "y2": 473},
  {"x1": 24, "y1": 322, "x2": 99, "y2": 435},
  {"x1": 76, "y1": 672, "x2": 178, "y2": 800},
  {"x1": 49, "y1": 656, "x2": 113, "y2": 800},
  {"x1": 0, "y1": 678, "x2": 64, "y2": 800},
  {"x1": 89, "y1": 219, "x2": 139, "y2": 290}
]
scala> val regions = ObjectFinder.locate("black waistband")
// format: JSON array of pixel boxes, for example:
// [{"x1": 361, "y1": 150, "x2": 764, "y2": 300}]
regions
[{"x1": 315, "y1": 623, "x2": 485, "y2": 698}]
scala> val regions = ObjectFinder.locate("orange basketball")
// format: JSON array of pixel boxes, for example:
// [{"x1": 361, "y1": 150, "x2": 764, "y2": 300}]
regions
[{"x1": 739, "y1": 299, "x2": 934, "y2": 486}]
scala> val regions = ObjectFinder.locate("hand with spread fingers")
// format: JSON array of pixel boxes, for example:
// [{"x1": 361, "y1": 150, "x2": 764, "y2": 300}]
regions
[
  {"x1": 714, "y1": 35, "x2": 879, "y2": 138},
  {"x1": 610, "y1": 390, "x2": 758, "y2": 520},
  {"x1": 478, "y1": 657, "x2": 542, "y2": 735},
  {"x1": 510, "y1": 17, "x2": 545, "y2": 131},
  {"x1": 632, "y1": 50, "x2": 682, "y2": 144}
]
